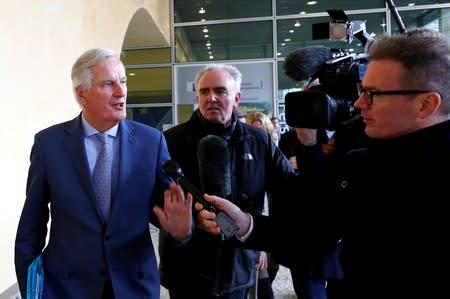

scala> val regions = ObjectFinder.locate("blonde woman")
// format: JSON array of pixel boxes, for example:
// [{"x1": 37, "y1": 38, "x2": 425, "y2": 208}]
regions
[{"x1": 247, "y1": 111, "x2": 279, "y2": 145}]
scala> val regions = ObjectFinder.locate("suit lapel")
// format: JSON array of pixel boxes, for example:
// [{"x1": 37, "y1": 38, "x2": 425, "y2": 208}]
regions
[
  {"x1": 107, "y1": 120, "x2": 136, "y2": 223},
  {"x1": 116, "y1": 120, "x2": 136, "y2": 193},
  {"x1": 62, "y1": 115, "x2": 99, "y2": 210}
]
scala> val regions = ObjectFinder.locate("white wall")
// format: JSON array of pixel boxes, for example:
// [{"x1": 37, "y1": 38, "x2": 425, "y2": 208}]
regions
[{"x1": 0, "y1": 0, "x2": 169, "y2": 291}]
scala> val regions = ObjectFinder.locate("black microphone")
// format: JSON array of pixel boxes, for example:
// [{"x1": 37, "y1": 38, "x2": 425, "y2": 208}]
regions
[
  {"x1": 163, "y1": 158, "x2": 239, "y2": 239},
  {"x1": 163, "y1": 160, "x2": 217, "y2": 212},
  {"x1": 283, "y1": 45, "x2": 333, "y2": 82},
  {"x1": 198, "y1": 135, "x2": 231, "y2": 199},
  {"x1": 197, "y1": 135, "x2": 239, "y2": 239}
]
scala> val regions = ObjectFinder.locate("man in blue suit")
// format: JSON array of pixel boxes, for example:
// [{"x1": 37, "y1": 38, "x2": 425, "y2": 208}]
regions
[{"x1": 14, "y1": 48, "x2": 191, "y2": 299}]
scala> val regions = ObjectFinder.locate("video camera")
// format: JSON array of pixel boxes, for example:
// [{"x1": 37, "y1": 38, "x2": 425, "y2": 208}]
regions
[
  {"x1": 284, "y1": 0, "x2": 407, "y2": 131},
  {"x1": 284, "y1": 50, "x2": 370, "y2": 131},
  {"x1": 284, "y1": 10, "x2": 372, "y2": 131}
]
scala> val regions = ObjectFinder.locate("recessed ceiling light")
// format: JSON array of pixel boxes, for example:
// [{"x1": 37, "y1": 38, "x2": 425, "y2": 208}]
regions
[
  {"x1": 294, "y1": 21, "x2": 301, "y2": 27},
  {"x1": 199, "y1": 7, "x2": 205, "y2": 14},
  {"x1": 203, "y1": 27, "x2": 208, "y2": 33},
  {"x1": 209, "y1": 55, "x2": 214, "y2": 59},
  {"x1": 128, "y1": 73, "x2": 135, "y2": 76},
  {"x1": 306, "y1": 1, "x2": 317, "y2": 5}
]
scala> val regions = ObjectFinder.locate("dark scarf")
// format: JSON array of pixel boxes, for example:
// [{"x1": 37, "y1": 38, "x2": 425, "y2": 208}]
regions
[{"x1": 195, "y1": 109, "x2": 237, "y2": 142}]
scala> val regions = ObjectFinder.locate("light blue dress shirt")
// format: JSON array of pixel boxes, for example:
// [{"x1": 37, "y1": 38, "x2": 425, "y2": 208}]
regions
[{"x1": 81, "y1": 113, "x2": 119, "y2": 191}]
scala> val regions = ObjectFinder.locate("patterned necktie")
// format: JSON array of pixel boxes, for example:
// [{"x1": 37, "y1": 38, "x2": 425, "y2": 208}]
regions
[{"x1": 93, "y1": 133, "x2": 112, "y2": 220}]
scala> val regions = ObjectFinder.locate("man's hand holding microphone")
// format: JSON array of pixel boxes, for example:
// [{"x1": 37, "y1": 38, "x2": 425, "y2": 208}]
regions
[{"x1": 195, "y1": 194, "x2": 252, "y2": 240}]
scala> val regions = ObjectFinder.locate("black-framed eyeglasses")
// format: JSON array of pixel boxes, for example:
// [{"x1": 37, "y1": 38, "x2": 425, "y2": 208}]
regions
[{"x1": 357, "y1": 83, "x2": 431, "y2": 105}]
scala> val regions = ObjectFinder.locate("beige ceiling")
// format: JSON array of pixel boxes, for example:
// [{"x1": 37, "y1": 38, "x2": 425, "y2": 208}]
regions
[{"x1": 122, "y1": 8, "x2": 170, "y2": 48}]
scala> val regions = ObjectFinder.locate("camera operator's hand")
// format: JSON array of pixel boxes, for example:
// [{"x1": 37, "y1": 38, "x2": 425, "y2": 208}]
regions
[
  {"x1": 322, "y1": 137, "x2": 336, "y2": 155},
  {"x1": 195, "y1": 194, "x2": 251, "y2": 239},
  {"x1": 195, "y1": 203, "x2": 220, "y2": 235},
  {"x1": 295, "y1": 127, "x2": 317, "y2": 146}
]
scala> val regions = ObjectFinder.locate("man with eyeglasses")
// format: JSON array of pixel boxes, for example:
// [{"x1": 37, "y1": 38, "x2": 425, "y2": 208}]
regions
[{"x1": 180, "y1": 27, "x2": 450, "y2": 299}]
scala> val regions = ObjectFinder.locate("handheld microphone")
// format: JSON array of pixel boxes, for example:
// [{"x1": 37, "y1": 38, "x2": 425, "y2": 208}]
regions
[
  {"x1": 198, "y1": 135, "x2": 232, "y2": 199},
  {"x1": 163, "y1": 160, "x2": 217, "y2": 212},
  {"x1": 283, "y1": 45, "x2": 333, "y2": 82},
  {"x1": 163, "y1": 159, "x2": 239, "y2": 239}
]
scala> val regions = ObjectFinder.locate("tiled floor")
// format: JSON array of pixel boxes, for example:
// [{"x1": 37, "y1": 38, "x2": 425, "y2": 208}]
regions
[{"x1": 151, "y1": 225, "x2": 296, "y2": 299}]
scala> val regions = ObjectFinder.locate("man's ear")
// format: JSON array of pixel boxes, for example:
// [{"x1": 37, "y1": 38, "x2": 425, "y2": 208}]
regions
[
  {"x1": 234, "y1": 91, "x2": 241, "y2": 105},
  {"x1": 76, "y1": 86, "x2": 87, "y2": 106},
  {"x1": 418, "y1": 91, "x2": 441, "y2": 119}
]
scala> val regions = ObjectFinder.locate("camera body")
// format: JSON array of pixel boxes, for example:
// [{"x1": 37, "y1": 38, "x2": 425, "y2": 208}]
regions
[{"x1": 285, "y1": 51, "x2": 369, "y2": 131}]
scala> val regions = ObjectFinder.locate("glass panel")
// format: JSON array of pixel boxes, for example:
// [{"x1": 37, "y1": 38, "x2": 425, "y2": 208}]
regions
[
  {"x1": 277, "y1": 60, "x2": 304, "y2": 93},
  {"x1": 122, "y1": 48, "x2": 171, "y2": 64},
  {"x1": 277, "y1": 13, "x2": 387, "y2": 59},
  {"x1": 126, "y1": 106, "x2": 173, "y2": 131},
  {"x1": 126, "y1": 67, "x2": 172, "y2": 104},
  {"x1": 390, "y1": 8, "x2": 450, "y2": 35},
  {"x1": 393, "y1": 0, "x2": 450, "y2": 6},
  {"x1": 177, "y1": 104, "x2": 196, "y2": 124},
  {"x1": 276, "y1": 0, "x2": 385, "y2": 15},
  {"x1": 277, "y1": 60, "x2": 302, "y2": 134},
  {"x1": 175, "y1": 21, "x2": 273, "y2": 62},
  {"x1": 174, "y1": 0, "x2": 272, "y2": 22}
]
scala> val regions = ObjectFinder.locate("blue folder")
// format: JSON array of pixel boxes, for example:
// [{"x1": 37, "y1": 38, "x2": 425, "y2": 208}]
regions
[{"x1": 26, "y1": 254, "x2": 43, "y2": 299}]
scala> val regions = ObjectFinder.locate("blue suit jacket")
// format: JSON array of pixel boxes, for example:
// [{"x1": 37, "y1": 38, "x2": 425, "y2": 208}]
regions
[{"x1": 15, "y1": 114, "x2": 173, "y2": 299}]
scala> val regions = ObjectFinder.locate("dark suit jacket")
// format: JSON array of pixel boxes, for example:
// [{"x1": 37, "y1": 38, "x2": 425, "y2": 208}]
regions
[
  {"x1": 14, "y1": 114, "x2": 172, "y2": 299},
  {"x1": 248, "y1": 120, "x2": 450, "y2": 298}
]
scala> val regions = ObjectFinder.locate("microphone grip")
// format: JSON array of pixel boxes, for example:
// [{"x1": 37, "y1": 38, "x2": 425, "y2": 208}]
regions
[
  {"x1": 176, "y1": 175, "x2": 239, "y2": 239},
  {"x1": 177, "y1": 175, "x2": 217, "y2": 212}
]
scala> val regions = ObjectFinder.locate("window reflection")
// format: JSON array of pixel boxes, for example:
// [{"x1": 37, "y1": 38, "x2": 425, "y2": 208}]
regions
[
  {"x1": 125, "y1": 67, "x2": 172, "y2": 104},
  {"x1": 175, "y1": 21, "x2": 273, "y2": 62},
  {"x1": 174, "y1": 0, "x2": 272, "y2": 22},
  {"x1": 276, "y1": 0, "x2": 385, "y2": 15}
]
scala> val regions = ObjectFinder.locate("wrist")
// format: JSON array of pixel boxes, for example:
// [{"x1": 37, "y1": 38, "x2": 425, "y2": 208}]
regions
[
  {"x1": 236, "y1": 213, "x2": 253, "y2": 241},
  {"x1": 172, "y1": 232, "x2": 192, "y2": 243}
]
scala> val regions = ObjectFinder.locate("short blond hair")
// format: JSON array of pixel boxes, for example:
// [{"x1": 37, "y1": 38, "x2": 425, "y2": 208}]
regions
[{"x1": 247, "y1": 111, "x2": 279, "y2": 143}]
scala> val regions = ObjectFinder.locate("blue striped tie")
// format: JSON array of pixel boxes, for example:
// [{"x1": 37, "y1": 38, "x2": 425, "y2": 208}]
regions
[{"x1": 93, "y1": 133, "x2": 112, "y2": 220}]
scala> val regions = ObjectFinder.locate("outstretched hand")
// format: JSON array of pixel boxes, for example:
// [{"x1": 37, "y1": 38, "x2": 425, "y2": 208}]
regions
[{"x1": 153, "y1": 182, "x2": 193, "y2": 241}]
